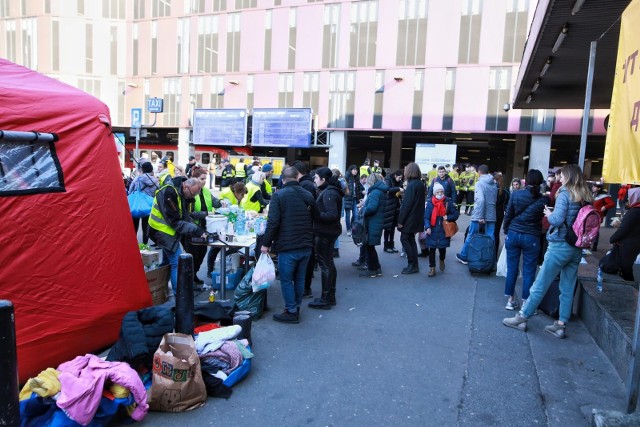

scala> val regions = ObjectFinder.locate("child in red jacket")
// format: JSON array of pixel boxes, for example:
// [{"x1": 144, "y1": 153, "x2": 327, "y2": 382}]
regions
[{"x1": 591, "y1": 182, "x2": 616, "y2": 251}]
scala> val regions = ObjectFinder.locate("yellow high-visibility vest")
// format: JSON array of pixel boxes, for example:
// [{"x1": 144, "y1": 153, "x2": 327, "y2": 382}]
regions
[
  {"x1": 148, "y1": 184, "x2": 183, "y2": 237},
  {"x1": 241, "y1": 181, "x2": 261, "y2": 212}
]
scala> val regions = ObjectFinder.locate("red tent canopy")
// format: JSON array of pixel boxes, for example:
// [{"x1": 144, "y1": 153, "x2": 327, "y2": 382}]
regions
[{"x1": 0, "y1": 60, "x2": 151, "y2": 382}]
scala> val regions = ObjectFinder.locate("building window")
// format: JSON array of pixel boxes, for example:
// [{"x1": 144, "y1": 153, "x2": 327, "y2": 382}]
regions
[
  {"x1": 0, "y1": 138, "x2": 65, "y2": 196},
  {"x1": 226, "y1": 13, "x2": 240, "y2": 72},
  {"x1": 110, "y1": 25, "x2": 117, "y2": 75},
  {"x1": 21, "y1": 18, "x2": 38, "y2": 69},
  {"x1": 288, "y1": 8, "x2": 297, "y2": 70},
  {"x1": 177, "y1": 18, "x2": 190, "y2": 74},
  {"x1": 213, "y1": 0, "x2": 227, "y2": 12},
  {"x1": 442, "y1": 68, "x2": 456, "y2": 130},
  {"x1": 413, "y1": 69, "x2": 425, "y2": 129},
  {"x1": 349, "y1": 0, "x2": 378, "y2": 68},
  {"x1": 264, "y1": 10, "x2": 272, "y2": 70},
  {"x1": 190, "y1": 77, "x2": 203, "y2": 124},
  {"x1": 198, "y1": 16, "x2": 218, "y2": 73},
  {"x1": 163, "y1": 77, "x2": 181, "y2": 127},
  {"x1": 397, "y1": 0, "x2": 427, "y2": 66},
  {"x1": 210, "y1": 76, "x2": 224, "y2": 108},
  {"x1": 459, "y1": 0, "x2": 482, "y2": 64},
  {"x1": 78, "y1": 78, "x2": 101, "y2": 98},
  {"x1": 118, "y1": 80, "x2": 125, "y2": 125},
  {"x1": 52, "y1": 20, "x2": 59, "y2": 71},
  {"x1": 133, "y1": 0, "x2": 144, "y2": 19},
  {"x1": 85, "y1": 23, "x2": 93, "y2": 74},
  {"x1": 151, "y1": 21, "x2": 157, "y2": 74},
  {"x1": 133, "y1": 23, "x2": 139, "y2": 75},
  {"x1": 373, "y1": 70, "x2": 384, "y2": 129},
  {"x1": 0, "y1": 0, "x2": 9, "y2": 16},
  {"x1": 322, "y1": 3, "x2": 340, "y2": 68},
  {"x1": 77, "y1": 0, "x2": 84, "y2": 15},
  {"x1": 152, "y1": 0, "x2": 171, "y2": 18},
  {"x1": 278, "y1": 73, "x2": 294, "y2": 108},
  {"x1": 102, "y1": 0, "x2": 125, "y2": 19},
  {"x1": 5, "y1": 20, "x2": 16, "y2": 62},
  {"x1": 235, "y1": 0, "x2": 256, "y2": 9},
  {"x1": 246, "y1": 75, "x2": 254, "y2": 111},
  {"x1": 185, "y1": 0, "x2": 205, "y2": 14},
  {"x1": 44, "y1": 0, "x2": 51, "y2": 14},
  {"x1": 303, "y1": 72, "x2": 319, "y2": 114},
  {"x1": 486, "y1": 67, "x2": 510, "y2": 131},
  {"x1": 519, "y1": 109, "x2": 555, "y2": 132},
  {"x1": 503, "y1": 0, "x2": 529, "y2": 63},
  {"x1": 328, "y1": 71, "x2": 355, "y2": 128}
]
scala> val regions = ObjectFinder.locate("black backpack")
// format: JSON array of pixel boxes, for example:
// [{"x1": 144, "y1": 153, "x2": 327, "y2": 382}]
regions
[{"x1": 351, "y1": 211, "x2": 367, "y2": 247}]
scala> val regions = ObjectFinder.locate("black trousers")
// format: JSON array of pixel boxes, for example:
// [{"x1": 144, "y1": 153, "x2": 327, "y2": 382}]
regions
[
  {"x1": 304, "y1": 247, "x2": 316, "y2": 292},
  {"x1": 365, "y1": 245, "x2": 380, "y2": 271},
  {"x1": 400, "y1": 232, "x2": 418, "y2": 264},
  {"x1": 428, "y1": 248, "x2": 447, "y2": 267},
  {"x1": 132, "y1": 215, "x2": 150, "y2": 244},
  {"x1": 315, "y1": 236, "x2": 337, "y2": 295},
  {"x1": 383, "y1": 228, "x2": 396, "y2": 249}
]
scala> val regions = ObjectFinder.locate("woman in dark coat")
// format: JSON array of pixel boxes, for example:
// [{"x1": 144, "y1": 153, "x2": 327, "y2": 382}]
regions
[
  {"x1": 360, "y1": 173, "x2": 389, "y2": 278},
  {"x1": 607, "y1": 187, "x2": 640, "y2": 281},
  {"x1": 397, "y1": 163, "x2": 426, "y2": 274},
  {"x1": 383, "y1": 170, "x2": 403, "y2": 253},
  {"x1": 344, "y1": 165, "x2": 363, "y2": 235},
  {"x1": 308, "y1": 168, "x2": 344, "y2": 309},
  {"x1": 424, "y1": 182, "x2": 459, "y2": 277}
]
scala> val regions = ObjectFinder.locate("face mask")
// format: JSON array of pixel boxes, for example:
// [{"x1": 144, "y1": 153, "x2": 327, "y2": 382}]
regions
[{"x1": 435, "y1": 194, "x2": 445, "y2": 200}]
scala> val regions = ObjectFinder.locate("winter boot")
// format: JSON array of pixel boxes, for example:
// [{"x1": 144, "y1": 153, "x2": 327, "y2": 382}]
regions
[
  {"x1": 401, "y1": 262, "x2": 419, "y2": 274},
  {"x1": 308, "y1": 292, "x2": 332, "y2": 310},
  {"x1": 428, "y1": 267, "x2": 436, "y2": 277}
]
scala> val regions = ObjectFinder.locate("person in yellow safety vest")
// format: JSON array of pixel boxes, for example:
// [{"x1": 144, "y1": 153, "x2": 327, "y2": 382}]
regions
[
  {"x1": 220, "y1": 159, "x2": 236, "y2": 188},
  {"x1": 457, "y1": 165, "x2": 470, "y2": 212},
  {"x1": 359, "y1": 158, "x2": 371, "y2": 177},
  {"x1": 241, "y1": 171, "x2": 269, "y2": 213},
  {"x1": 449, "y1": 164, "x2": 460, "y2": 200},
  {"x1": 148, "y1": 176, "x2": 206, "y2": 294},
  {"x1": 464, "y1": 165, "x2": 478, "y2": 215},
  {"x1": 368, "y1": 159, "x2": 383, "y2": 176},
  {"x1": 220, "y1": 182, "x2": 247, "y2": 206},
  {"x1": 261, "y1": 163, "x2": 274, "y2": 199},
  {"x1": 427, "y1": 164, "x2": 439, "y2": 186},
  {"x1": 235, "y1": 158, "x2": 247, "y2": 180}
]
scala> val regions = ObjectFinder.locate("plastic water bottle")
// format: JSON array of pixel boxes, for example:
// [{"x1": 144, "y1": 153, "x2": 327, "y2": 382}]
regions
[{"x1": 596, "y1": 267, "x2": 603, "y2": 292}]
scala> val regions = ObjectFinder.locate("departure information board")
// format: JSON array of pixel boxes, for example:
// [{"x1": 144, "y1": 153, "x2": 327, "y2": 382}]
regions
[
  {"x1": 193, "y1": 109, "x2": 247, "y2": 146},
  {"x1": 251, "y1": 108, "x2": 312, "y2": 148}
]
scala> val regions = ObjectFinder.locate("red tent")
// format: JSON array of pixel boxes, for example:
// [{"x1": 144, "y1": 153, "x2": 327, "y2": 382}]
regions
[{"x1": 0, "y1": 60, "x2": 152, "y2": 382}]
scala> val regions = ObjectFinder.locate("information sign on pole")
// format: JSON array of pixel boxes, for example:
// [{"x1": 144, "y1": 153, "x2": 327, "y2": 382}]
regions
[
  {"x1": 131, "y1": 108, "x2": 142, "y2": 129},
  {"x1": 147, "y1": 98, "x2": 164, "y2": 113}
]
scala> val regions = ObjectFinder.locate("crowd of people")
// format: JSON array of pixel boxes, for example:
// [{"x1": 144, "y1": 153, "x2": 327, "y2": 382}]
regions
[{"x1": 125, "y1": 155, "x2": 639, "y2": 338}]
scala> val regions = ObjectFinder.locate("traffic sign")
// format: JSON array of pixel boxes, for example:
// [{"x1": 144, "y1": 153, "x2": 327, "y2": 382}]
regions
[
  {"x1": 147, "y1": 97, "x2": 164, "y2": 113},
  {"x1": 131, "y1": 108, "x2": 142, "y2": 128}
]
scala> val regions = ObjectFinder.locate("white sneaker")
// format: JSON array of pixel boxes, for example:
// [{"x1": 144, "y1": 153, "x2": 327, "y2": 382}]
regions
[
  {"x1": 347, "y1": 231, "x2": 352, "y2": 237},
  {"x1": 505, "y1": 299, "x2": 520, "y2": 311}
]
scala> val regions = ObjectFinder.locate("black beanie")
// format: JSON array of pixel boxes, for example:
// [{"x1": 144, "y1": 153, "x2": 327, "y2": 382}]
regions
[{"x1": 141, "y1": 161, "x2": 153, "y2": 174}]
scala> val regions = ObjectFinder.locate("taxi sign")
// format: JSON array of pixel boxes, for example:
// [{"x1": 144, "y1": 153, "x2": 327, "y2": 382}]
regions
[{"x1": 147, "y1": 97, "x2": 164, "y2": 113}]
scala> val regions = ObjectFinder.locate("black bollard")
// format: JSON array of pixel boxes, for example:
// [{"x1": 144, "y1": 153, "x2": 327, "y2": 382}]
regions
[
  {"x1": 175, "y1": 253, "x2": 195, "y2": 336},
  {"x1": 0, "y1": 300, "x2": 19, "y2": 426},
  {"x1": 233, "y1": 310, "x2": 252, "y2": 347}
]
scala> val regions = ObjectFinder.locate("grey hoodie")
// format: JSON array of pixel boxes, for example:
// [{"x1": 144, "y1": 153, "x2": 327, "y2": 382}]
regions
[{"x1": 471, "y1": 173, "x2": 497, "y2": 222}]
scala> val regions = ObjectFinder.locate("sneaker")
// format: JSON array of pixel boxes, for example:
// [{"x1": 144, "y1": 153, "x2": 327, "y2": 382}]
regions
[
  {"x1": 455, "y1": 253, "x2": 468, "y2": 265},
  {"x1": 384, "y1": 248, "x2": 395, "y2": 254},
  {"x1": 502, "y1": 313, "x2": 528, "y2": 331},
  {"x1": 347, "y1": 231, "x2": 352, "y2": 237},
  {"x1": 302, "y1": 289, "x2": 313, "y2": 299},
  {"x1": 358, "y1": 264, "x2": 369, "y2": 271},
  {"x1": 273, "y1": 310, "x2": 299, "y2": 324},
  {"x1": 351, "y1": 259, "x2": 364, "y2": 267},
  {"x1": 400, "y1": 251, "x2": 406, "y2": 257},
  {"x1": 505, "y1": 299, "x2": 520, "y2": 311},
  {"x1": 359, "y1": 269, "x2": 382, "y2": 278},
  {"x1": 391, "y1": 248, "x2": 399, "y2": 253},
  {"x1": 544, "y1": 321, "x2": 566, "y2": 339}
]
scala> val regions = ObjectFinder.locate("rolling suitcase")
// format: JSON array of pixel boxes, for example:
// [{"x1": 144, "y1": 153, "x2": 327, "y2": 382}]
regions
[{"x1": 467, "y1": 225, "x2": 495, "y2": 274}]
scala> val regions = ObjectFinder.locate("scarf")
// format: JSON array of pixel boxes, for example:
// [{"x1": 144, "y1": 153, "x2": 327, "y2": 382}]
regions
[
  {"x1": 628, "y1": 187, "x2": 640, "y2": 208},
  {"x1": 430, "y1": 196, "x2": 446, "y2": 227}
]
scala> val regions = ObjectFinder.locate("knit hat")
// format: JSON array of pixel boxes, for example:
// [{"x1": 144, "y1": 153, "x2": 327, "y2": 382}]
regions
[
  {"x1": 262, "y1": 163, "x2": 273, "y2": 173},
  {"x1": 433, "y1": 182, "x2": 444, "y2": 193},
  {"x1": 141, "y1": 161, "x2": 153, "y2": 174}
]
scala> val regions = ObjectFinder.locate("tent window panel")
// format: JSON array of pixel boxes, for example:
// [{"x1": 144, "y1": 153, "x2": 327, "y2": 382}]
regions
[{"x1": 0, "y1": 140, "x2": 64, "y2": 196}]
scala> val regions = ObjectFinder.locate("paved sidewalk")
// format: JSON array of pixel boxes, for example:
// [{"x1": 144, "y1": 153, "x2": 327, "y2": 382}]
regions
[{"x1": 139, "y1": 215, "x2": 626, "y2": 426}]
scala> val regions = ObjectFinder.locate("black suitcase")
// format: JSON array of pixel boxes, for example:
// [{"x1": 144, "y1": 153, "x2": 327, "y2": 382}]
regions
[
  {"x1": 467, "y1": 227, "x2": 495, "y2": 274},
  {"x1": 538, "y1": 277, "x2": 560, "y2": 318}
]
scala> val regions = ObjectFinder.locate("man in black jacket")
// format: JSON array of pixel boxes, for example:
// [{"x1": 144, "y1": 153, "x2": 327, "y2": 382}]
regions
[
  {"x1": 291, "y1": 161, "x2": 318, "y2": 299},
  {"x1": 261, "y1": 167, "x2": 316, "y2": 324}
]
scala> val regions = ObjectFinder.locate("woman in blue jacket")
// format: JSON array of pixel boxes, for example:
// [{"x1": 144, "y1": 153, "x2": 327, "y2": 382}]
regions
[
  {"x1": 503, "y1": 164, "x2": 591, "y2": 339},
  {"x1": 359, "y1": 173, "x2": 389, "y2": 278},
  {"x1": 424, "y1": 182, "x2": 459, "y2": 277},
  {"x1": 502, "y1": 169, "x2": 549, "y2": 310}
]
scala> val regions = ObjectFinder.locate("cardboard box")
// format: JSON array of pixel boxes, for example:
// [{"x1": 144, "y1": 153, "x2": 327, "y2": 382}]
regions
[
  {"x1": 146, "y1": 265, "x2": 170, "y2": 305},
  {"x1": 211, "y1": 269, "x2": 242, "y2": 290},
  {"x1": 140, "y1": 250, "x2": 160, "y2": 267}
]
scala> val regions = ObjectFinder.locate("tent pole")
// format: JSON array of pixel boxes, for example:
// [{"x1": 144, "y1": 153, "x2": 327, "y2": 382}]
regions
[
  {"x1": 578, "y1": 40, "x2": 597, "y2": 170},
  {"x1": 0, "y1": 300, "x2": 19, "y2": 425}
]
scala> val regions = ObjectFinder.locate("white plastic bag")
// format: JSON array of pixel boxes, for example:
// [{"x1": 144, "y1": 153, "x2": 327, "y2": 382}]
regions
[
  {"x1": 251, "y1": 253, "x2": 276, "y2": 292},
  {"x1": 496, "y1": 246, "x2": 522, "y2": 278}
]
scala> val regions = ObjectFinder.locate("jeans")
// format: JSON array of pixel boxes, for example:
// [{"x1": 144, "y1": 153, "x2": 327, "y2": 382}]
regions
[
  {"x1": 521, "y1": 241, "x2": 582, "y2": 323},
  {"x1": 278, "y1": 248, "x2": 311, "y2": 313},
  {"x1": 345, "y1": 201, "x2": 358, "y2": 231},
  {"x1": 459, "y1": 221, "x2": 495, "y2": 260},
  {"x1": 315, "y1": 236, "x2": 337, "y2": 295},
  {"x1": 504, "y1": 231, "x2": 539, "y2": 299},
  {"x1": 400, "y1": 232, "x2": 418, "y2": 263},
  {"x1": 162, "y1": 244, "x2": 183, "y2": 291}
]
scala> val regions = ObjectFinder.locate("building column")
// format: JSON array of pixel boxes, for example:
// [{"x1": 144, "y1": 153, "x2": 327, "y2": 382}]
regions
[
  {"x1": 389, "y1": 131, "x2": 402, "y2": 172},
  {"x1": 529, "y1": 134, "x2": 552, "y2": 175},
  {"x1": 328, "y1": 131, "x2": 347, "y2": 173},
  {"x1": 510, "y1": 134, "x2": 527, "y2": 181},
  {"x1": 179, "y1": 127, "x2": 192, "y2": 169}
]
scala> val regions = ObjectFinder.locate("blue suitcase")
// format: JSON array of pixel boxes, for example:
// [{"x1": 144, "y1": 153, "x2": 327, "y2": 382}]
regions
[{"x1": 467, "y1": 227, "x2": 495, "y2": 274}]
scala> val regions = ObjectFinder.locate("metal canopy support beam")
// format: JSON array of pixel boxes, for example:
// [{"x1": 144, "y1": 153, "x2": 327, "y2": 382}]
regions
[
  {"x1": 578, "y1": 40, "x2": 597, "y2": 169},
  {"x1": 0, "y1": 130, "x2": 58, "y2": 143}
]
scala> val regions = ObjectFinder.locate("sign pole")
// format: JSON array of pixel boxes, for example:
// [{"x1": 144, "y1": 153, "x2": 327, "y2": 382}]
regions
[{"x1": 135, "y1": 128, "x2": 140, "y2": 161}]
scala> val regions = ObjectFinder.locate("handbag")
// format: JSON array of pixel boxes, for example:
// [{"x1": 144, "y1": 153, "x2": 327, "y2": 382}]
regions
[
  {"x1": 442, "y1": 203, "x2": 458, "y2": 238},
  {"x1": 128, "y1": 181, "x2": 154, "y2": 219},
  {"x1": 599, "y1": 245, "x2": 622, "y2": 275}
]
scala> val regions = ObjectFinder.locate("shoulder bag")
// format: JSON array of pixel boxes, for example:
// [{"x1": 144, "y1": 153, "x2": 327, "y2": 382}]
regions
[
  {"x1": 443, "y1": 202, "x2": 459, "y2": 238},
  {"x1": 128, "y1": 180, "x2": 154, "y2": 219}
]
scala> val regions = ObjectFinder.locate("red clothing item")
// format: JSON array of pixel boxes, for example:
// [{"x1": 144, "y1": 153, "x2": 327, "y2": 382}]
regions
[{"x1": 593, "y1": 193, "x2": 615, "y2": 221}]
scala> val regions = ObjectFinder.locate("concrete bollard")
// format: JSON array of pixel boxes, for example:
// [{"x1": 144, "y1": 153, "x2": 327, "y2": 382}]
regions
[
  {"x1": 175, "y1": 253, "x2": 195, "y2": 336},
  {"x1": 0, "y1": 300, "x2": 19, "y2": 426}
]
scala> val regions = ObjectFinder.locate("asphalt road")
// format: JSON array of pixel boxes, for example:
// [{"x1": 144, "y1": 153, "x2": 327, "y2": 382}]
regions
[{"x1": 139, "y1": 214, "x2": 626, "y2": 426}]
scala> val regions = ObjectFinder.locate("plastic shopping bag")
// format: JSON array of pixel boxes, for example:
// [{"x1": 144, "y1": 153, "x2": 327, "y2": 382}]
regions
[
  {"x1": 128, "y1": 190, "x2": 153, "y2": 218},
  {"x1": 496, "y1": 246, "x2": 522, "y2": 278},
  {"x1": 251, "y1": 253, "x2": 276, "y2": 292}
]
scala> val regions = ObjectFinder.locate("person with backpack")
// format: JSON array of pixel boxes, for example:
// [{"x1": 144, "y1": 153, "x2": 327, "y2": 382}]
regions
[{"x1": 503, "y1": 164, "x2": 592, "y2": 339}]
